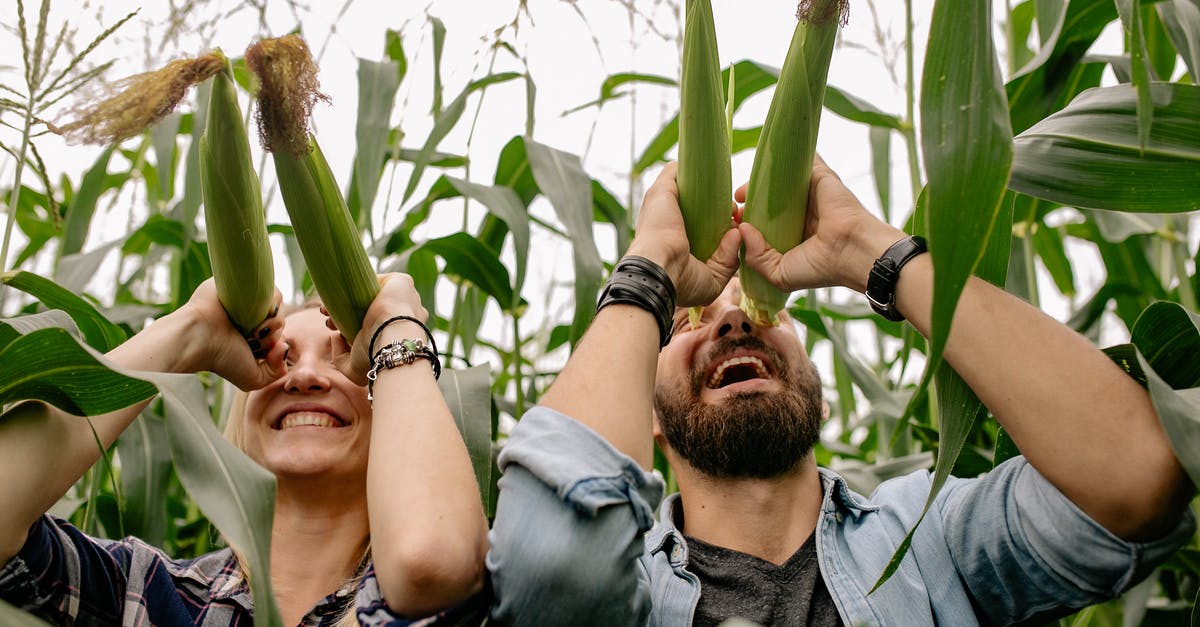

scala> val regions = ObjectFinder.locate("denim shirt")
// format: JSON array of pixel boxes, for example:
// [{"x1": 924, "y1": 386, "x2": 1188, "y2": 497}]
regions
[{"x1": 488, "y1": 407, "x2": 1195, "y2": 626}]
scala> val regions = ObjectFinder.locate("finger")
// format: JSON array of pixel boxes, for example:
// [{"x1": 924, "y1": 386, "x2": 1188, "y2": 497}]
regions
[
  {"x1": 707, "y1": 226, "x2": 742, "y2": 281},
  {"x1": 734, "y1": 182, "x2": 748, "y2": 203},
  {"x1": 732, "y1": 202, "x2": 744, "y2": 225},
  {"x1": 738, "y1": 222, "x2": 788, "y2": 287}
]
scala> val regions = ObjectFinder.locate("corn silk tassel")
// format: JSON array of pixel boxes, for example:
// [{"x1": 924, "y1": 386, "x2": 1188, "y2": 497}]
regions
[
  {"x1": 245, "y1": 35, "x2": 379, "y2": 343},
  {"x1": 199, "y1": 53, "x2": 275, "y2": 334},
  {"x1": 739, "y1": 0, "x2": 847, "y2": 325},
  {"x1": 678, "y1": 0, "x2": 733, "y2": 328},
  {"x1": 43, "y1": 52, "x2": 275, "y2": 334},
  {"x1": 47, "y1": 54, "x2": 225, "y2": 144}
]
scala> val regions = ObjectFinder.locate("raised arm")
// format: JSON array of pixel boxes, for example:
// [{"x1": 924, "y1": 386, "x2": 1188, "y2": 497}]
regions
[
  {"x1": 739, "y1": 156, "x2": 1192, "y2": 541},
  {"x1": 538, "y1": 163, "x2": 742, "y2": 468},
  {"x1": 335, "y1": 274, "x2": 488, "y2": 617},
  {"x1": 488, "y1": 164, "x2": 740, "y2": 625},
  {"x1": 0, "y1": 280, "x2": 284, "y2": 563}
]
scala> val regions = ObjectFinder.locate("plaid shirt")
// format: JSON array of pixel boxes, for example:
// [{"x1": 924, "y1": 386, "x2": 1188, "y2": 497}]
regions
[{"x1": 1, "y1": 516, "x2": 488, "y2": 626}]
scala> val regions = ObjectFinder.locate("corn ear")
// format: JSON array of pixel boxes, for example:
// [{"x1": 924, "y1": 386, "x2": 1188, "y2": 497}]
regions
[
  {"x1": 245, "y1": 35, "x2": 378, "y2": 343},
  {"x1": 678, "y1": 0, "x2": 733, "y2": 327},
  {"x1": 273, "y1": 138, "x2": 379, "y2": 343},
  {"x1": 199, "y1": 55, "x2": 275, "y2": 334},
  {"x1": 739, "y1": 1, "x2": 846, "y2": 325}
]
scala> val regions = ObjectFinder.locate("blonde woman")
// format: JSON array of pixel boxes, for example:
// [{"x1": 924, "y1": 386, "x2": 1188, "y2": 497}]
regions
[{"x1": 0, "y1": 274, "x2": 488, "y2": 625}]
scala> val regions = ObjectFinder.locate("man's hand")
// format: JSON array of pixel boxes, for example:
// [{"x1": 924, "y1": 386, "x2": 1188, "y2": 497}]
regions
[
  {"x1": 738, "y1": 155, "x2": 905, "y2": 294},
  {"x1": 626, "y1": 163, "x2": 742, "y2": 307}
]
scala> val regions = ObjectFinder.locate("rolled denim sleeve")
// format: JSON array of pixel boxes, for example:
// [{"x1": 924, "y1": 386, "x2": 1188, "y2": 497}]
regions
[
  {"x1": 488, "y1": 407, "x2": 664, "y2": 626},
  {"x1": 938, "y1": 457, "x2": 1195, "y2": 626}
]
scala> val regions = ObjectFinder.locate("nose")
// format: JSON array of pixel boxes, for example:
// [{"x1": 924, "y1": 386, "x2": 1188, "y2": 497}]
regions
[
  {"x1": 283, "y1": 355, "x2": 332, "y2": 394},
  {"x1": 710, "y1": 305, "x2": 755, "y2": 340}
]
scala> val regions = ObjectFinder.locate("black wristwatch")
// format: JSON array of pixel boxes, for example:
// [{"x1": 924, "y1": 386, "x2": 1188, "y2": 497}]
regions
[{"x1": 865, "y1": 235, "x2": 927, "y2": 322}]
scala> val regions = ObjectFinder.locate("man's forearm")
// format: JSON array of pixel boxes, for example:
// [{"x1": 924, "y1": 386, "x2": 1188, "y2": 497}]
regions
[
  {"x1": 893, "y1": 254, "x2": 1189, "y2": 539},
  {"x1": 537, "y1": 303, "x2": 661, "y2": 469}
]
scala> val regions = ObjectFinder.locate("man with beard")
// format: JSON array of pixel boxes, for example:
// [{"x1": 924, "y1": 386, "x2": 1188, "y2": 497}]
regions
[{"x1": 487, "y1": 160, "x2": 1195, "y2": 626}]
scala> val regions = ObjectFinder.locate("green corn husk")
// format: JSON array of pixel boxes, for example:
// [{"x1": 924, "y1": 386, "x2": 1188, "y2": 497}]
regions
[
  {"x1": 246, "y1": 35, "x2": 379, "y2": 343},
  {"x1": 739, "y1": 1, "x2": 846, "y2": 325},
  {"x1": 678, "y1": 0, "x2": 733, "y2": 263},
  {"x1": 273, "y1": 138, "x2": 379, "y2": 343},
  {"x1": 678, "y1": 0, "x2": 733, "y2": 327},
  {"x1": 199, "y1": 54, "x2": 275, "y2": 334}
]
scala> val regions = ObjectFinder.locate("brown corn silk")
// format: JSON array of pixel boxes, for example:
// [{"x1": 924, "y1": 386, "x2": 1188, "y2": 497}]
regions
[{"x1": 49, "y1": 54, "x2": 224, "y2": 145}]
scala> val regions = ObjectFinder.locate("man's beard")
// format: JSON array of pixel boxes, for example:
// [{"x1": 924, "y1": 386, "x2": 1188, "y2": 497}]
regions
[{"x1": 655, "y1": 336, "x2": 823, "y2": 479}]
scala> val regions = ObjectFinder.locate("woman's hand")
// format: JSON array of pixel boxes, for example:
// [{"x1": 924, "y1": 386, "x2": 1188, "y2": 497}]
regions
[
  {"x1": 738, "y1": 155, "x2": 905, "y2": 293},
  {"x1": 327, "y1": 273, "x2": 429, "y2": 386},
  {"x1": 625, "y1": 162, "x2": 742, "y2": 307},
  {"x1": 172, "y1": 279, "x2": 286, "y2": 390}
]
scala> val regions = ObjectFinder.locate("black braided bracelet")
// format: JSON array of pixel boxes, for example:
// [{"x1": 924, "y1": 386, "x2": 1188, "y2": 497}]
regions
[
  {"x1": 367, "y1": 315, "x2": 439, "y2": 368},
  {"x1": 596, "y1": 255, "x2": 677, "y2": 349}
]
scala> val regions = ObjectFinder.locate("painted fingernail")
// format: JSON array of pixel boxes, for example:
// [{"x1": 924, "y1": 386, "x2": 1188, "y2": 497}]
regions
[
  {"x1": 269, "y1": 303, "x2": 280, "y2": 317},
  {"x1": 259, "y1": 327, "x2": 272, "y2": 339},
  {"x1": 252, "y1": 348, "x2": 268, "y2": 360},
  {"x1": 248, "y1": 338, "x2": 262, "y2": 352}
]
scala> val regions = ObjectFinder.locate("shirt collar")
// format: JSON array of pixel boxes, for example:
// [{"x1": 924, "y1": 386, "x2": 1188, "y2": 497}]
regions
[{"x1": 646, "y1": 466, "x2": 880, "y2": 561}]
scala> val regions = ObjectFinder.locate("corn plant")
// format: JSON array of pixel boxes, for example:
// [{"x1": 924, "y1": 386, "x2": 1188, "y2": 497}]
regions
[{"x1": 1, "y1": 1, "x2": 1199, "y2": 625}]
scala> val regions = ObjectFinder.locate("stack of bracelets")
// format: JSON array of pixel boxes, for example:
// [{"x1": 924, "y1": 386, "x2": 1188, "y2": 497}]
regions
[
  {"x1": 595, "y1": 255, "x2": 677, "y2": 350},
  {"x1": 366, "y1": 315, "x2": 442, "y2": 401}
]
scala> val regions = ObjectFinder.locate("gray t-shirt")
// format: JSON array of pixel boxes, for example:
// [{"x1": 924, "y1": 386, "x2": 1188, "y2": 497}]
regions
[{"x1": 684, "y1": 532, "x2": 843, "y2": 627}]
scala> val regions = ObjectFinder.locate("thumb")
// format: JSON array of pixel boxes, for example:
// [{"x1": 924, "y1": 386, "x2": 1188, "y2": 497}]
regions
[
  {"x1": 738, "y1": 222, "x2": 818, "y2": 292},
  {"x1": 705, "y1": 226, "x2": 742, "y2": 283}
]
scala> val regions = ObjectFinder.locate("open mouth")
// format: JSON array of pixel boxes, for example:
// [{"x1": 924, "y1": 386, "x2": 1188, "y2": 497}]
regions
[
  {"x1": 273, "y1": 406, "x2": 348, "y2": 430},
  {"x1": 706, "y1": 355, "x2": 771, "y2": 389}
]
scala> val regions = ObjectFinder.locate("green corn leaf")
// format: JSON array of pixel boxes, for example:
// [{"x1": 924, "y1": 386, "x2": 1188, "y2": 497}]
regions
[
  {"x1": 0, "y1": 324, "x2": 156, "y2": 415},
  {"x1": 179, "y1": 80, "x2": 210, "y2": 227},
  {"x1": 151, "y1": 114, "x2": 181, "y2": 204},
  {"x1": 524, "y1": 140, "x2": 602, "y2": 348},
  {"x1": 1132, "y1": 302, "x2": 1200, "y2": 389},
  {"x1": 57, "y1": 146, "x2": 114, "y2": 262},
  {"x1": 1007, "y1": 0, "x2": 1117, "y2": 134},
  {"x1": 1010, "y1": 84, "x2": 1200, "y2": 213},
  {"x1": 562, "y1": 72, "x2": 677, "y2": 115},
  {"x1": 1115, "y1": 0, "x2": 1156, "y2": 150},
  {"x1": 874, "y1": 0, "x2": 1013, "y2": 592},
  {"x1": 1157, "y1": 0, "x2": 1200, "y2": 80},
  {"x1": 401, "y1": 72, "x2": 522, "y2": 204},
  {"x1": 348, "y1": 57, "x2": 403, "y2": 231},
  {"x1": 117, "y1": 409, "x2": 171, "y2": 548},
  {"x1": 158, "y1": 373, "x2": 282, "y2": 627},
  {"x1": 438, "y1": 365, "x2": 495, "y2": 516},
  {"x1": 0, "y1": 599, "x2": 52, "y2": 627},
  {"x1": 419, "y1": 232, "x2": 517, "y2": 314},
  {"x1": 1, "y1": 270, "x2": 127, "y2": 351},
  {"x1": 443, "y1": 176, "x2": 531, "y2": 299}
]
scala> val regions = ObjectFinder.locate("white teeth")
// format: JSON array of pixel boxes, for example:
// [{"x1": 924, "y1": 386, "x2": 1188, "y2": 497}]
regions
[
  {"x1": 707, "y1": 356, "x2": 769, "y2": 388},
  {"x1": 279, "y1": 412, "x2": 340, "y2": 429}
]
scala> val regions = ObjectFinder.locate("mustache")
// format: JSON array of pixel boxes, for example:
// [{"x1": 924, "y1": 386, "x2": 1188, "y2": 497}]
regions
[{"x1": 691, "y1": 335, "x2": 790, "y2": 392}]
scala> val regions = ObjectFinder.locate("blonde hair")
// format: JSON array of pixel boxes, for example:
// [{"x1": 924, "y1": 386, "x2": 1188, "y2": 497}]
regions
[{"x1": 221, "y1": 299, "x2": 371, "y2": 626}]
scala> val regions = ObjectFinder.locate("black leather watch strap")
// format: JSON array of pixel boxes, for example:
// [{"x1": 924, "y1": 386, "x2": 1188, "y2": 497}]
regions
[{"x1": 865, "y1": 235, "x2": 927, "y2": 322}]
